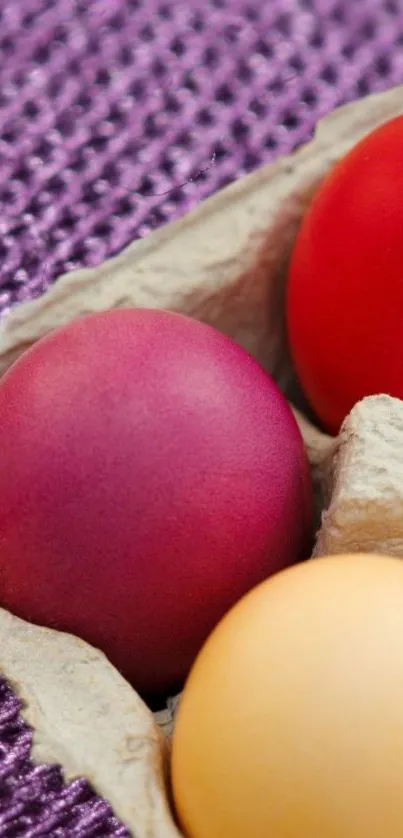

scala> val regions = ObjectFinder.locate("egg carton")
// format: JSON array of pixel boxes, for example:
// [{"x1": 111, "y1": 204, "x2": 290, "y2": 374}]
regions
[{"x1": 1, "y1": 85, "x2": 403, "y2": 838}]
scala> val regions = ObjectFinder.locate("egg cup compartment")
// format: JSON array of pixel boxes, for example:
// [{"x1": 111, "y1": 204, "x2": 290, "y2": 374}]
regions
[{"x1": 0, "y1": 85, "x2": 402, "y2": 837}]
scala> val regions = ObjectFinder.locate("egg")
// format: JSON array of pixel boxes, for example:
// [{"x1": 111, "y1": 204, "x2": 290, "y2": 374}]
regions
[
  {"x1": 0, "y1": 307, "x2": 311, "y2": 696},
  {"x1": 172, "y1": 552, "x2": 403, "y2": 838},
  {"x1": 287, "y1": 115, "x2": 403, "y2": 434}
]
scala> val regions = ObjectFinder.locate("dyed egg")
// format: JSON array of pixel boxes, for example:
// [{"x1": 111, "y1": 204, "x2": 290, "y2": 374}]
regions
[
  {"x1": 172, "y1": 553, "x2": 403, "y2": 838},
  {"x1": 0, "y1": 308, "x2": 311, "y2": 696},
  {"x1": 287, "y1": 115, "x2": 403, "y2": 434}
]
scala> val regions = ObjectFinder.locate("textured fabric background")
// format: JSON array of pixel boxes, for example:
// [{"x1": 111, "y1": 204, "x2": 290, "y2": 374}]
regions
[
  {"x1": 0, "y1": 0, "x2": 402, "y2": 321},
  {"x1": 0, "y1": 0, "x2": 401, "y2": 833},
  {"x1": 0, "y1": 678, "x2": 129, "y2": 836}
]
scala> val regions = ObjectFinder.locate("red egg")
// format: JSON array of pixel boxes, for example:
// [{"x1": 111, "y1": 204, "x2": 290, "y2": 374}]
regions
[
  {"x1": 287, "y1": 115, "x2": 403, "y2": 434},
  {"x1": 0, "y1": 308, "x2": 311, "y2": 695}
]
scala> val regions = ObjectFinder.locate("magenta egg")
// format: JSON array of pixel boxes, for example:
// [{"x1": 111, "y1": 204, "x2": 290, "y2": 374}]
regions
[{"x1": 0, "y1": 308, "x2": 311, "y2": 695}]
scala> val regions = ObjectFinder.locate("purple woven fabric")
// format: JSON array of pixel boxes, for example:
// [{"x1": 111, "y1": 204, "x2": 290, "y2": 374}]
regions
[
  {"x1": 0, "y1": 679, "x2": 129, "y2": 837},
  {"x1": 0, "y1": 0, "x2": 401, "y2": 321},
  {"x1": 0, "y1": 0, "x2": 402, "y2": 833}
]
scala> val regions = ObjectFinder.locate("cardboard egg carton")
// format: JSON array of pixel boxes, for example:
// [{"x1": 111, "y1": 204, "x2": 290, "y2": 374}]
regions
[{"x1": 0, "y1": 85, "x2": 403, "y2": 837}]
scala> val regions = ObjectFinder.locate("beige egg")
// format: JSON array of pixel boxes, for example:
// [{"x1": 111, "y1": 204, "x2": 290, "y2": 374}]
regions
[{"x1": 172, "y1": 553, "x2": 403, "y2": 838}]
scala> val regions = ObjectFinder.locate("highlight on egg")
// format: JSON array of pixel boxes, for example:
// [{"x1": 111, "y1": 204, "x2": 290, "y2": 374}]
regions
[
  {"x1": 0, "y1": 307, "x2": 311, "y2": 697},
  {"x1": 172, "y1": 552, "x2": 403, "y2": 838}
]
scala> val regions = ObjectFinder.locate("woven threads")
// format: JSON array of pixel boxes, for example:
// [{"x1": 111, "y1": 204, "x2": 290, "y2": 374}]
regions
[
  {"x1": 0, "y1": 678, "x2": 130, "y2": 836},
  {"x1": 0, "y1": 0, "x2": 401, "y2": 317}
]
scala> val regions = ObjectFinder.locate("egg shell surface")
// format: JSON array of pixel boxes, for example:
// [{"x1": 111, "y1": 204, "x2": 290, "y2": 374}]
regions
[
  {"x1": 0, "y1": 308, "x2": 311, "y2": 696},
  {"x1": 287, "y1": 115, "x2": 403, "y2": 434},
  {"x1": 172, "y1": 552, "x2": 403, "y2": 838}
]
